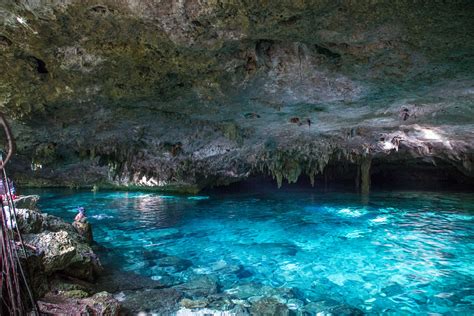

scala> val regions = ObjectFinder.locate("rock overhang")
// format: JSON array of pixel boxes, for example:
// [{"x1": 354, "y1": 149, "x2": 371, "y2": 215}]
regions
[{"x1": 0, "y1": 0, "x2": 473, "y2": 190}]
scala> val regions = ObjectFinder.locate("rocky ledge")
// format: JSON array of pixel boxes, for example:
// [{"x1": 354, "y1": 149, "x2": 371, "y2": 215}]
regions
[{"x1": 13, "y1": 195, "x2": 120, "y2": 315}]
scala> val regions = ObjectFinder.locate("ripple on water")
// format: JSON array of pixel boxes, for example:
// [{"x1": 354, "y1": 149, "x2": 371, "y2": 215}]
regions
[{"x1": 36, "y1": 190, "x2": 474, "y2": 314}]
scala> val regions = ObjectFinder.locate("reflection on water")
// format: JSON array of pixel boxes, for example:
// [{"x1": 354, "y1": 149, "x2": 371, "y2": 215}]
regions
[{"x1": 34, "y1": 189, "x2": 474, "y2": 314}]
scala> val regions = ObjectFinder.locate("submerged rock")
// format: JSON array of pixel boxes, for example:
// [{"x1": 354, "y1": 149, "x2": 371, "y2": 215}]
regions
[
  {"x1": 329, "y1": 304, "x2": 365, "y2": 316},
  {"x1": 205, "y1": 294, "x2": 234, "y2": 311},
  {"x1": 180, "y1": 298, "x2": 209, "y2": 309},
  {"x1": 236, "y1": 265, "x2": 254, "y2": 279},
  {"x1": 225, "y1": 283, "x2": 298, "y2": 303},
  {"x1": 286, "y1": 298, "x2": 304, "y2": 310},
  {"x1": 302, "y1": 299, "x2": 364, "y2": 316},
  {"x1": 119, "y1": 288, "x2": 182, "y2": 314},
  {"x1": 95, "y1": 269, "x2": 167, "y2": 293},
  {"x1": 250, "y1": 297, "x2": 289, "y2": 316},
  {"x1": 156, "y1": 255, "x2": 192, "y2": 273},
  {"x1": 173, "y1": 274, "x2": 219, "y2": 298},
  {"x1": 230, "y1": 304, "x2": 251, "y2": 316},
  {"x1": 225, "y1": 283, "x2": 263, "y2": 299}
]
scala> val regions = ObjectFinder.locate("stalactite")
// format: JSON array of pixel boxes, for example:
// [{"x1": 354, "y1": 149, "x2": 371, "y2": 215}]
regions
[
  {"x1": 309, "y1": 172, "x2": 315, "y2": 187},
  {"x1": 360, "y1": 157, "x2": 371, "y2": 195},
  {"x1": 355, "y1": 166, "x2": 360, "y2": 191}
]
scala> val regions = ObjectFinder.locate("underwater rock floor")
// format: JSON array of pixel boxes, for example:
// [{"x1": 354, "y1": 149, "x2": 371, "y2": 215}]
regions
[{"x1": 33, "y1": 189, "x2": 474, "y2": 314}]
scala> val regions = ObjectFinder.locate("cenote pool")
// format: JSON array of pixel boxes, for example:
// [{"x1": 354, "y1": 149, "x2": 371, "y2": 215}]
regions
[{"x1": 30, "y1": 188, "x2": 473, "y2": 314}]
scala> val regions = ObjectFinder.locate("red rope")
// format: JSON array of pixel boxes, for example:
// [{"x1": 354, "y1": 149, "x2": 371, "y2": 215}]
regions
[{"x1": 0, "y1": 113, "x2": 38, "y2": 315}]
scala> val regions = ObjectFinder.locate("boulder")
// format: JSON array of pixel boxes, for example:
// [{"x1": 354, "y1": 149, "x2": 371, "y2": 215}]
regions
[
  {"x1": 62, "y1": 289, "x2": 90, "y2": 299},
  {"x1": 15, "y1": 208, "x2": 44, "y2": 233},
  {"x1": 14, "y1": 195, "x2": 39, "y2": 210},
  {"x1": 84, "y1": 291, "x2": 121, "y2": 315},
  {"x1": 15, "y1": 206, "x2": 76, "y2": 235},
  {"x1": 15, "y1": 204, "x2": 102, "y2": 282},
  {"x1": 72, "y1": 219, "x2": 93, "y2": 244},
  {"x1": 41, "y1": 214, "x2": 77, "y2": 234},
  {"x1": 48, "y1": 276, "x2": 94, "y2": 296},
  {"x1": 23, "y1": 230, "x2": 102, "y2": 280},
  {"x1": 20, "y1": 251, "x2": 49, "y2": 298}
]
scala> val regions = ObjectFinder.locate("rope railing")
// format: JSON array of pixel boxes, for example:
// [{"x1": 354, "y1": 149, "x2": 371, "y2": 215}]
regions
[{"x1": 0, "y1": 112, "x2": 39, "y2": 315}]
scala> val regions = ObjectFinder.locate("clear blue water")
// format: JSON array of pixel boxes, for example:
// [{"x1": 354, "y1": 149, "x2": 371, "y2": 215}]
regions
[{"x1": 31, "y1": 188, "x2": 474, "y2": 314}]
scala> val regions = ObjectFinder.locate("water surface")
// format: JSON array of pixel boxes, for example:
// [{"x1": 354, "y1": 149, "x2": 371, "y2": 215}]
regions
[{"x1": 31, "y1": 188, "x2": 474, "y2": 314}]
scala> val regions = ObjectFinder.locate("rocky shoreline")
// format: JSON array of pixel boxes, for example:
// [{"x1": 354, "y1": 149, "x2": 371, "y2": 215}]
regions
[{"x1": 13, "y1": 195, "x2": 120, "y2": 314}]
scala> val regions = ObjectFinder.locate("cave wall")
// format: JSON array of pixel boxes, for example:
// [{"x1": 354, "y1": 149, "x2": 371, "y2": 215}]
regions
[{"x1": 0, "y1": 0, "x2": 473, "y2": 191}]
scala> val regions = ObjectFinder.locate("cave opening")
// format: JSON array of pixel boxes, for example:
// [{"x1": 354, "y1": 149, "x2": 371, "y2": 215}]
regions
[{"x1": 29, "y1": 56, "x2": 49, "y2": 74}]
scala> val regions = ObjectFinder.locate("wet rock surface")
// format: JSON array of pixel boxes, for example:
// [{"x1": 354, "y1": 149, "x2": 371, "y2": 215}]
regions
[
  {"x1": 101, "y1": 265, "x2": 366, "y2": 315},
  {"x1": 119, "y1": 288, "x2": 183, "y2": 314},
  {"x1": 24, "y1": 229, "x2": 101, "y2": 280},
  {"x1": 249, "y1": 297, "x2": 289, "y2": 316},
  {"x1": 14, "y1": 194, "x2": 39, "y2": 210},
  {"x1": 14, "y1": 197, "x2": 119, "y2": 314},
  {"x1": 95, "y1": 269, "x2": 167, "y2": 293},
  {"x1": 72, "y1": 219, "x2": 93, "y2": 244},
  {"x1": 20, "y1": 209, "x2": 102, "y2": 281},
  {"x1": 156, "y1": 255, "x2": 193, "y2": 273},
  {"x1": 38, "y1": 291, "x2": 120, "y2": 316},
  {"x1": 0, "y1": 1, "x2": 472, "y2": 191},
  {"x1": 173, "y1": 274, "x2": 219, "y2": 298}
]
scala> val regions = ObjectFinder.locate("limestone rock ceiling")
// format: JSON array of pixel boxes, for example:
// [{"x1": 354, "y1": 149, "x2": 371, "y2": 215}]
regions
[{"x1": 0, "y1": 0, "x2": 473, "y2": 189}]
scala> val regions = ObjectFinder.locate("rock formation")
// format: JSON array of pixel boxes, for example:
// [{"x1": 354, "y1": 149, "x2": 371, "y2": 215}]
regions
[
  {"x1": 72, "y1": 217, "x2": 93, "y2": 244},
  {"x1": 0, "y1": 1, "x2": 472, "y2": 191},
  {"x1": 13, "y1": 196, "x2": 120, "y2": 315}
]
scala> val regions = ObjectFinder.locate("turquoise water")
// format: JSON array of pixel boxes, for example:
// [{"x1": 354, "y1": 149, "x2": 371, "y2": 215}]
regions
[{"x1": 33, "y1": 189, "x2": 473, "y2": 314}]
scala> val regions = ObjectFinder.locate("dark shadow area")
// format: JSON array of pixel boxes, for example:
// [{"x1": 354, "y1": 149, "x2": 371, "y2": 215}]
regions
[
  {"x1": 371, "y1": 158, "x2": 474, "y2": 192},
  {"x1": 203, "y1": 174, "x2": 356, "y2": 196},
  {"x1": 205, "y1": 159, "x2": 474, "y2": 195},
  {"x1": 29, "y1": 56, "x2": 49, "y2": 74}
]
